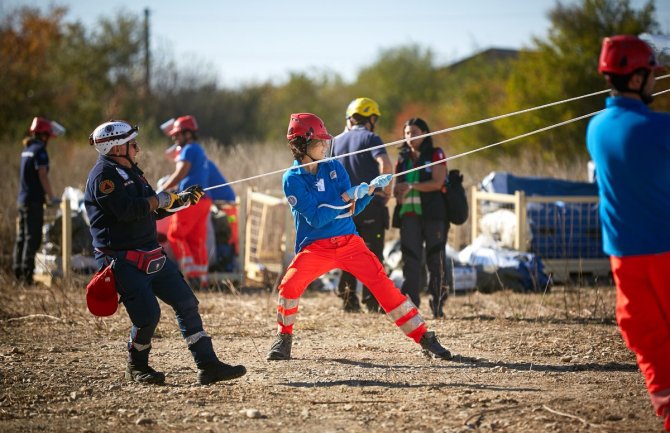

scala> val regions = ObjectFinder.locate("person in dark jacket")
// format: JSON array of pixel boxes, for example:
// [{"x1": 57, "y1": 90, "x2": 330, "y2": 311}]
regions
[
  {"x1": 331, "y1": 97, "x2": 392, "y2": 313},
  {"x1": 393, "y1": 118, "x2": 449, "y2": 319},
  {"x1": 13, "y1": 117, "x2": 65, "y2": 285},
  {"x1": 85, "y1": 120, "x2": 246, "y2": 385}
]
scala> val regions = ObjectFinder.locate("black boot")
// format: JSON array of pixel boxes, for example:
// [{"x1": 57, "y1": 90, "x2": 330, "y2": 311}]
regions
[
  {"x1": 429, "y1": 298, "x2": 445, "y2": 319},
  {"x1": 342, "y1": 294, "x2": 361, "y2": 313},
  {"x1": 267, "y1": 333, "x2": 292, "y2": 360},
  {"x1": 125, "y1": 363, "x2": 166, "y2": 385},
  {"x1": 419, "y1": 331, "x2": 452, "y2": 360},
  {"x1": 198, "y1": 360, "x2": 246, "y2": 385},
  {"x1": 364, "y1": 300, "x2": 384, "y2": 314}
]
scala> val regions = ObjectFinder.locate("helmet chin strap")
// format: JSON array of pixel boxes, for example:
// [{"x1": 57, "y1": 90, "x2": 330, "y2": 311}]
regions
[
  {"x1": 639, "y1": 72, "x2": 654, "y2": 105},
  {"x1": 122, "y1": 142, "x2": 137, "y2": 167}
]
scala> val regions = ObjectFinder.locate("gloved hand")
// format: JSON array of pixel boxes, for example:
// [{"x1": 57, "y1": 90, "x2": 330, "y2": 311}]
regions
[
  {"x1": 343, "y1": 182, "x2": 370, "y2": 202},
  {"x1": 156, "y1": 191, "x2": 179, "y2": 209},
  {"x1": 370, "y1": 174, "x2": 393, "y2": 189},
  {"x1": 177, "y1": 184, "x2": 205, "y2": 206},
  {"x1": 448, "y1": 169, "x2": 463, "y2": 186},
  {"x1": 47, "y1": 196, "x2": 61, "y2": 207}
]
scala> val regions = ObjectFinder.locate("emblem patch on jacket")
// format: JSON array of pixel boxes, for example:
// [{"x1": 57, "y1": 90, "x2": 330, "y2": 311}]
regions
[
  {"x1": 330, "y1": 170, "x2": 337, "y2": 179},
  {"x1": 287, "y1": 195, "x2": 297, "y2": 206},
  {"x1": 316, "y1": 178, "x2": 325, "y2": 191},
  {"x1": 99, "y1": 179, "x2": 115, "y2": 194}
]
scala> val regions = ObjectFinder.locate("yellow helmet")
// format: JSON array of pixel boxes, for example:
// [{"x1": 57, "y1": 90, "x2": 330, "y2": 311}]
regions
[{"x1": 345, "y1": 97, "x2": 381, "y2": 118}]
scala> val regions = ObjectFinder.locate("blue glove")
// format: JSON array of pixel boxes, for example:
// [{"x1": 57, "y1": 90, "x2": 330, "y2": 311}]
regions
[
  {"x1": 370, "y1": 174, "x2": 393, "y2": 189},
  {"x1": 47, "y1": 196, "x2": 61, "y2": 207},
  {"x1": 344, "y1": 183, "x2": 370, "y2": 201}
]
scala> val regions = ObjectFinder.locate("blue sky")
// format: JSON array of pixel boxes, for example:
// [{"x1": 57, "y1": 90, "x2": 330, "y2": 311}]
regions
[{"x1": 3, "y1": 0, "x2": 669, "y2": 88}]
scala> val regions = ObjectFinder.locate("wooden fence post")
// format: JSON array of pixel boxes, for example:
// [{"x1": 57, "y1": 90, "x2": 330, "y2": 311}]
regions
[
  {"x1": 470, "y1": 185, "x2": 479, "y2": 244},
  {"x1": 514, "y1": 190, "x2": 527, "y2": 251}
]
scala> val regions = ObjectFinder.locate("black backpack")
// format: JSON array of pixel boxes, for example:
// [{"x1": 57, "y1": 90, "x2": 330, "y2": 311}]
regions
[{"x1": 444, "y1": 170, "x2": 468, "y2": 225}]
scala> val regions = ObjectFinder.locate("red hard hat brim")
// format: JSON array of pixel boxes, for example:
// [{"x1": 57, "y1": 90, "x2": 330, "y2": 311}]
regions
[{"x1": 86, "y1": 289, "x2": 119, "y2": 317}]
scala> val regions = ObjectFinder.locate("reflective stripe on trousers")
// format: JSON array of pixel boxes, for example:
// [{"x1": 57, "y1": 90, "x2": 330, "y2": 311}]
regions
[
  {"x1": 275, "y1": 234, "x2": 426, "y2": 342},
  {"x1": 277, "y1": 296, "x2": 299, "y2": 328},
  {"x1": 386, "y1": 297, "x2": 426, "y2": 341}
]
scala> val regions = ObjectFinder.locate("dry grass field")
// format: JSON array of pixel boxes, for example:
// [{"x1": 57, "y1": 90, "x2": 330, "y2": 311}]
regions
[
  {"x1": 3, "y1": 142, "x2": 658, "y2": 432},
  {"x1": 0, "y1": 276, "x2": 660, "y2": 433}
]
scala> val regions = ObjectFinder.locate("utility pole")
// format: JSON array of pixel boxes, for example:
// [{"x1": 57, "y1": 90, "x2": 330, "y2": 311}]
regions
[{"x1": 143, "y1": 8, "x2": 151, "y2": 96}]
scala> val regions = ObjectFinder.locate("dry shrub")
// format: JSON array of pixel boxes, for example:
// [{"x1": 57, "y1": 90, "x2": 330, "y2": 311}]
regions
[{"x1": 1, "y1": 138, "x2": 593, "y2": 274}]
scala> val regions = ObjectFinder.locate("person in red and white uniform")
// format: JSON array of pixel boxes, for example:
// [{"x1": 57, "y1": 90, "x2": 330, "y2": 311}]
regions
[
  {"x1": 266, "y1": 113, "x2": 453, "y2": 362},
  {"x1": 587, "y1": 35, "x2": 670, "y2": 431},
  {"x1": 160, "y1": 115, "x2": 212, "y2": 289}
]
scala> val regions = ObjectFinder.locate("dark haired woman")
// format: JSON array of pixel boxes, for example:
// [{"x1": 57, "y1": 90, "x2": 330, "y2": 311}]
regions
[{"x1": 393, "y1": 118, "x2": 449, "y2": 319}]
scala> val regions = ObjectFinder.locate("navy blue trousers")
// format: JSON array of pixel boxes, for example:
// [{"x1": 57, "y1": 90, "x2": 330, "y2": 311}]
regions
[
  {"x1": 97, "y1": 254, "x2": 217, "y2": 368},
  {"x1": 13, "y1": 202, "x2": 44, "y2": 282}
]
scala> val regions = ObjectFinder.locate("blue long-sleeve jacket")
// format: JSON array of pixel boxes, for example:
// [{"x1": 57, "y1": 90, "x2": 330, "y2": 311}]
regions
[
  {"x1": 283, "y1": 159, "x2": 373, "y2": 253},
  {"x1": 587, "y1": 96, "x2": 670, "y2": 256}
]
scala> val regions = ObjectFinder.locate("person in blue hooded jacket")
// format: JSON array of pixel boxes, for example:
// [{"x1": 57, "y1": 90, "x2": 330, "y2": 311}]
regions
[{"x1": 266, "y1": 113, "x2": 452, "y2": 362}]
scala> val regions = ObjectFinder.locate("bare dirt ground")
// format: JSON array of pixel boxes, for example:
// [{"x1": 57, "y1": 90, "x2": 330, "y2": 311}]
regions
[{"x1": 0, "y1": 277, "x2": 662, "y2": 433}]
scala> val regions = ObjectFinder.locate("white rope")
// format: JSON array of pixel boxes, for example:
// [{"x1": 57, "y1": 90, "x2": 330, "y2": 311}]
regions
[
  {"x1": 317, "y1": 202, "x2": 354, "y2": 219},
  {"x1": 317, "y1": 201, "x2": 354, "y2": 220},
  {"x1": 318, "y1": 202, "x2": 352, "y2": 210},
  {"x1": 203, "y1": 75, "x2": 670, "y2": 192}
]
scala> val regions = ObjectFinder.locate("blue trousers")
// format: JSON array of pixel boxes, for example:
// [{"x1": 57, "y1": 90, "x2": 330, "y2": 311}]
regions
[{"x1": 97, "y1": 254, "x2": 217, "y2": 368}]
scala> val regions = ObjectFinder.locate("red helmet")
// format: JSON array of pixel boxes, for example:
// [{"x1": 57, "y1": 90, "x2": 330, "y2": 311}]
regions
[
  {"x1": 168, "y1": 115, "x2": 198, "y2": 136},
  {"x1": 29, "y1": 117, "x2": 65, "y2": 137},
  {"x1": 599, "y1": 35, "x2": 659, "y2": 75},
  {"x1": 286, "y1": 113, "x2": 332, "y2": 141}
]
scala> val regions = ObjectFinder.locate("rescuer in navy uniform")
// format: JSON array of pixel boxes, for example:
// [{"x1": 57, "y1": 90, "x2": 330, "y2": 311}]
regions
[
  {"x1": 85, "y1": 120, "x2": 246, "y2": 385},
  {"x1": 13, "y1": 117, "x2": 65, "y2": 285}
]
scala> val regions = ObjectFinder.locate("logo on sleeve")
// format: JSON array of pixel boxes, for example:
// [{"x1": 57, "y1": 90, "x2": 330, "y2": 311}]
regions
[
  {"x1": 287, "y1": 195, "x2": 298, "y2": 207},
  {"x1": 99, "y1": 179, "x2": 115, "y2": 194},
  {"x1": 330, "y1": 170, "x2": 337, "y2": 179}
]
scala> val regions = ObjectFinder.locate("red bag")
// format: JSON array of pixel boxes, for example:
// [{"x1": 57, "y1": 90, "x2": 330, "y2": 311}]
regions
[
  {"x1": 86, "y1": 262, "x2": 119, "y2": 317},
  {"x1": 125, "y1": 247, "x2": 166, "y2": 274}
]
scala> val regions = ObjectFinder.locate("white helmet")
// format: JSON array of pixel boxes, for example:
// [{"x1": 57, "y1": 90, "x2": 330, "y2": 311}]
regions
[{"x1": 89, "y1": 120, "x2": 139, "y2": 155}]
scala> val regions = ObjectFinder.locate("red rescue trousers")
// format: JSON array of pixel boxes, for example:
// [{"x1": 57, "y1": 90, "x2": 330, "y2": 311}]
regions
[
  {"x1": 611, "y1": 252, "x2": 670, "y2": 431},
  {"x1": 168, "y1": 197, "x2": 212, "y2": 280},
  {"x1": 276, "y1": 234, "x2": 427, "y2": 343}
]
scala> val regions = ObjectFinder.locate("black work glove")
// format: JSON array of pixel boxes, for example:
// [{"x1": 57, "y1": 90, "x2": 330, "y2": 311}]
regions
[
  {"x1": 448, "y1": 170, "x2": 463, "y2": 186},
  {"x1": 177, "y1": 185, "x2": 205, "y2": 206}
]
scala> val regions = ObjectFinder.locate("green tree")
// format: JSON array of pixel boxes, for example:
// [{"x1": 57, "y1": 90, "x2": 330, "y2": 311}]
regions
[
  {"x1": 432, "y1": 50, "x2": 518, "y2": 158},
  {"x1": 0, "y1": 6, "x2": 66, "y2": 140},
  {"x1": 352, "y1": 45, "x2": 440, "y2": 137},
  {"x1": 498, "y1": 0, "x2": 659, "y2": 160},
  {"x1": 0, "y1": 5, "x2": 149, "y2": 142}
]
